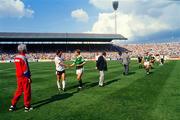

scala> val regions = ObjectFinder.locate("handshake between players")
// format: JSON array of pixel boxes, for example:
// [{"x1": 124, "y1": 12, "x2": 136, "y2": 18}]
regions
[{"x1": 55, "y1": 49, "x2": 86, "y2": 92}]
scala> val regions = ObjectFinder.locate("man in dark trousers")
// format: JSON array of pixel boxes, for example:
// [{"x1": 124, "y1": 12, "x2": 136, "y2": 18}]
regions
[
  {"x1": 120, "y1": 51, "x2": 130, "y2": 75},
  {"x1": 96, "y1": 52, "x2": 107, "y2": 87}
]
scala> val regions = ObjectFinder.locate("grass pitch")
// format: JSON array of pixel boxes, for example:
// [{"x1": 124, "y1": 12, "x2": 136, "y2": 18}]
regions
[{"x1": 0, "y1": 60, "x2": 180, "y2": 120}]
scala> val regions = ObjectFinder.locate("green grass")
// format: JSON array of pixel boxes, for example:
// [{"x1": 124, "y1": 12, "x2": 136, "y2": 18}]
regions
[{"x1": 0, "y1": 60, "x2": 180, "y2": 120}]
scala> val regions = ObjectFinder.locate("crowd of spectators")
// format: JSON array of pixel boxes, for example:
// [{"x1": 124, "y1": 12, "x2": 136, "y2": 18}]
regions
[
  {"x1": 0, "y1": 52, "x2": 119, "y2": 62},
  {"x1": 0, "y1": 42, "x2": 179, "y2": 62},
  {"x1": 119, "y1": 42, "x2": 180, "y2": 58}
]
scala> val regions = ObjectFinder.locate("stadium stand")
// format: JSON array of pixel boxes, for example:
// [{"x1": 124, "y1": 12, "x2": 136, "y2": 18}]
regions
[{"x1": 0, "y1": 32, "x2": 127, "y2": 62}]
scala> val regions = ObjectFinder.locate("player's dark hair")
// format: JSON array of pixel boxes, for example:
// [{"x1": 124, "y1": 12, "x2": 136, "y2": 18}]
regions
[
  {"x1": 75, "y1": 49, "x2": 81, "y2": 54},
  {"x1": 56, "y1": 50, "x2": 63, "y2": 55},
  {"x1": 118, "y1": 52, "x2": 122, "y2": 56},
  {"x1": 102, "y1": 51, "x2": 106, "y2": 56}
]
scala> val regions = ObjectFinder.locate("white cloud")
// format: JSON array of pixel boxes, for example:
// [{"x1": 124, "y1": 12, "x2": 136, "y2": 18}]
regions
[
  {"x1": 89, "y1": 0, "x2": 180, "y2": 39},
  {"x1": 71, "y1": 9, "x2": 89, "y2": 22},
  {"x1": 0, "y1": 0, "x2": 34, "y2": 18},
  {"x1": 90, "y1": 12, "x2": 170, "y2": 38}
]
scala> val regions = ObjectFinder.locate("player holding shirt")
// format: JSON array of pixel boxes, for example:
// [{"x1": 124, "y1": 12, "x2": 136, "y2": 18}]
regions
[
  {"x1": 143, "y1": 52, "x2": 151, "y2": 74},
  {"x1": 70, "y1": 49, "x2": 86, "y2": 90},
  {"x1": 55, "y1": 50, "x2": 68, "y2": 92}
]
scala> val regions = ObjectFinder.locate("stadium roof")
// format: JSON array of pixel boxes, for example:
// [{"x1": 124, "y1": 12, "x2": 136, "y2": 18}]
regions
[{"x1": 0, "y1": 32, "x2": 127, "y2": 43}]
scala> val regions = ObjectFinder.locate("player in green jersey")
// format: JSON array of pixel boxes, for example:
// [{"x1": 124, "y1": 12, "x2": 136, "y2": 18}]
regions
[{"x1": 70, "y1": 49, "x2": 86, "y2": 90}]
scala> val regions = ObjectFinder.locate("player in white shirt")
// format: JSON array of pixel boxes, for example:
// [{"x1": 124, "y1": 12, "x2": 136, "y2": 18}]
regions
[{"x1": 55, "y1": 50, "x2": 68, "y2": 92}]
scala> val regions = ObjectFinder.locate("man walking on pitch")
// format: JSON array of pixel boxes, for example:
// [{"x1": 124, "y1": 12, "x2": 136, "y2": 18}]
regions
[
  {"x1": 137, "y1": 55, "x2": 143, "y2": 69},
  {"x1": 9, "y1": 44, "x2": 33, "y2": 112},
  {"x1": 121, "y1": 51, "x2": 130, "y2": 75},
  {"x1": 55, "y1": 50, "x2": 68, "y2": 92},
  {"x1": 70, "y1": 49, "x2": 86, "y2": 90},
  {"x1": 96, "y1": 52, "x2": 107, "y2": 87},
  {"x1": 160, "y1": 54, "x2": 165, "y2": 65}
]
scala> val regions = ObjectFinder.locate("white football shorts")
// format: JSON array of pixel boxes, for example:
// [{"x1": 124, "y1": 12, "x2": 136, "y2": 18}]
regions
[
  {"x1": 76, "y1": 68, "x2": 84, "y2": 75},
  {"x1": 144, "y1": 61, "x2": 150, "y2": 66}
]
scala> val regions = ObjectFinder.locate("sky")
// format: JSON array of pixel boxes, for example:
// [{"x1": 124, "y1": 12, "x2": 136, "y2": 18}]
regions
[{"x1": 0, "y1": 0, "x2": 180, "y2": 44}]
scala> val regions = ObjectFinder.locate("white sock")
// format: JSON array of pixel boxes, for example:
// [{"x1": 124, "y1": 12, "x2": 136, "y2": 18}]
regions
[
  {"x1": 62, "y1": 80, "x2": 65, "y2": 90},
  {"x1": 57, "y1": 80, "x2": 61, "y2": 89}
]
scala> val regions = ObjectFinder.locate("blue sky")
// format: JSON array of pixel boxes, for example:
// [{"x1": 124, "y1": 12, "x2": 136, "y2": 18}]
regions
[
  {"x1": 0, "y1": 0, "x2": 97, "y2": 33},
  {"x1": 0, "y1": 0, "x2": 180, "y2": 43}
]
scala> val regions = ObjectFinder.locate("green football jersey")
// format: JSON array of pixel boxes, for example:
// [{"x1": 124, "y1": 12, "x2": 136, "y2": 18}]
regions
[
  {"x1": 73, "y1": 55, "x2": 85, "y2": 65},
  {"x1": 144, "y1": 56, "x2": 151, "y2": 61}
]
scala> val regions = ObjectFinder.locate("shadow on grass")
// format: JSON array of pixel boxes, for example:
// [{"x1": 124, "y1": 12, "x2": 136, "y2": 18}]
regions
[
  {"x1": 121, "y1": 71, "x2": 136, "y2": 76},
  {"x1": 127, "y1": 71, "x2": 136, "y2": 75},
  {"x1": 104, "y1": 78, "x2": 119, "y2": 86},
  {"x1": 66, "y1": 82, "x2": 90, "y2": 91},
  {"x1": 86, "y1": 78, "x2": 119, "y2": 88},
  {"x1": 32, "y1": 91, "x2": 78, "y2": 109}
]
